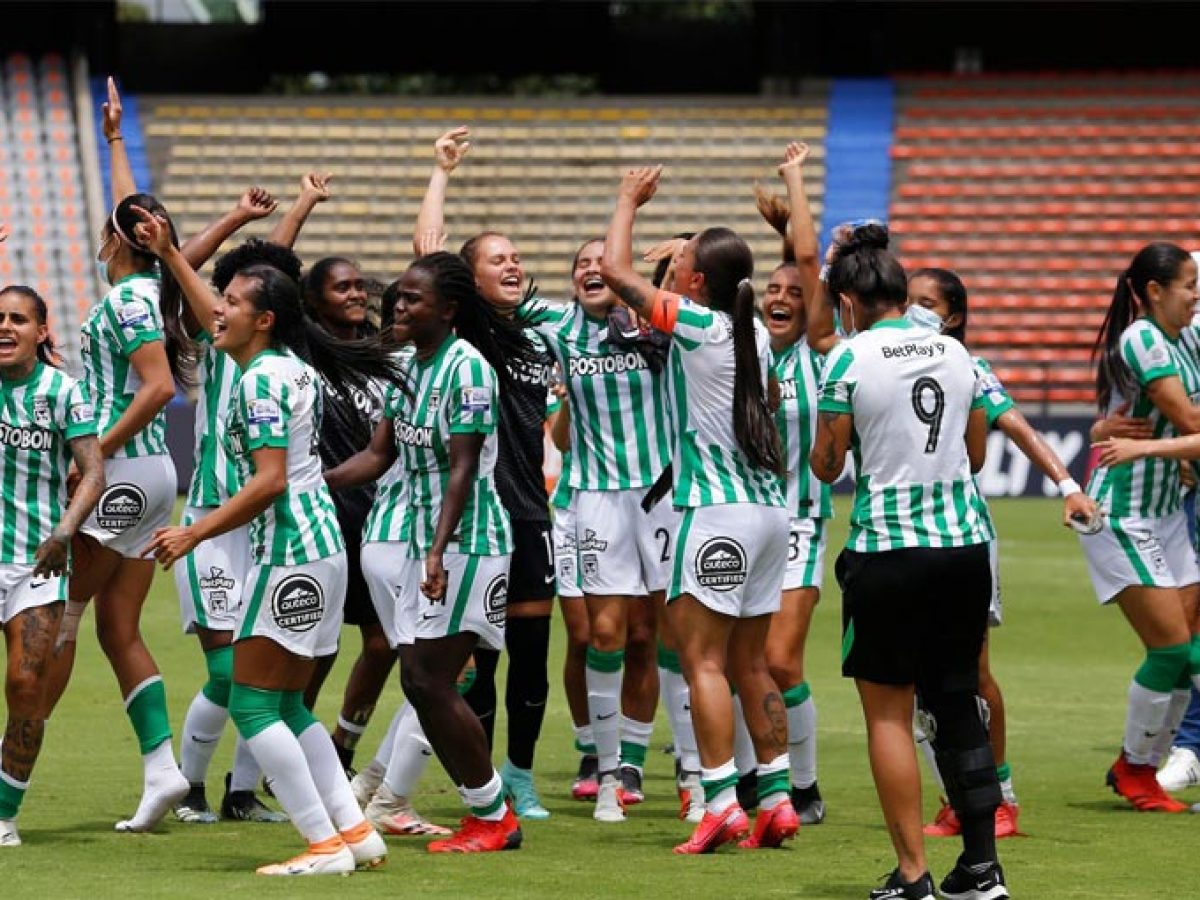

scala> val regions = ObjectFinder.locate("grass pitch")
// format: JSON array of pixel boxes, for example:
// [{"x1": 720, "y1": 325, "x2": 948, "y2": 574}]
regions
[{"x1": 1, "y1": 498, "x2": 1187, "y2": 897}]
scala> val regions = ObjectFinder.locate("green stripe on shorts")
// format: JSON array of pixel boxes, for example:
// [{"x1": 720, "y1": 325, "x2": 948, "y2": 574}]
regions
[
  {"x1": 448, "y1": 556, "x2": 481, "y2": 635},
  {"x1": 238, "y1": 565, "x2": 272, "y2": 642},
  {"x1": 668, "y1": 507, "x2": 695, "y2": 602}
]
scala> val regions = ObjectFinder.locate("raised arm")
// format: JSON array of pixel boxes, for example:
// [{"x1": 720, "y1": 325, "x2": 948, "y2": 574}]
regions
[
  {"x1": 600, "y1": 165, "x2": 665, "y2": 322},
  {"x1": 268, "y1": 172, "x2": 332, "y2": 249},
  {"x1": 779, "y1": 142, "x2": 837, "y2": 354},
  {"x1": 101, "y1": 77, "x2": 136, "y2": 204},
  {"x1": 132, "y1": 205, "x2": 220, "y2": 336},
  {"x1": 413, "y1": 127, "x2": 470, "y2": 257},
  {"x1": 180, "y1": 186, "x2": 277, "y2": 270}
]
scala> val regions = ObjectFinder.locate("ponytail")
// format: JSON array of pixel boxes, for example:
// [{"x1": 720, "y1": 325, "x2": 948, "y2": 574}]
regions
[{"x1": 732, "y1": 277, "x2": 784, "y2": 475}]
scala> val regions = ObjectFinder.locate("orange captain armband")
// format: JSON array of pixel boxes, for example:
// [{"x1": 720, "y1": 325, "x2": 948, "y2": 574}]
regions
[{"x1": 648, "y1": 289, "x2": 681, "y2": 333}]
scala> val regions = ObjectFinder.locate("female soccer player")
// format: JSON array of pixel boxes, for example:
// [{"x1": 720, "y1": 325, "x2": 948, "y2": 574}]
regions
[
  {"x1": 1079, "y1": 242, "x2": 1200, "y2": 814},
  {"x1": 414, "y1": 128, "x2": 664, "y2": 818},
  {"x1": 904, "y1": 266, "x2": 1099, "y2": 840},
  {"x1": 806, "y1": 214, "x2": 1006, "y2": 898},
  {"x1": 0, "y1": 280, "x2": 105, "y2": 847},
  {"x1": 601, "y1": 165, "x2": 795, "y2": 855},
  {"x1": 518, "y1": 237, "x2": 677, "y2": 822},
  {"x1": 327, "y1": 250, "x2": 536, "y2": 852},
  {"x1": 141, "y1": 219, "x2": 395, "y2": 874}
]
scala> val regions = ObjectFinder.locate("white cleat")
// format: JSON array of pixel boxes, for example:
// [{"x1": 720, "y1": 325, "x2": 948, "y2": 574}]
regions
[
  {"x1": 256, "y1": 840, "x2": 355, "y2": 876},
  {"x1": 1158, "y1": 746, "x2": 1200, "y2": 793},
  {"x1": 115, "y1": 768, "x2": 190, "y2": 833},
  {"x1": 350, "y1": 762, "x2": 385, "y2": 808},
  {"x1": 0, "y1": 818, "x2": 21, "y2": 847},
  {"x1": 365, "y1": 783, "x2": 450, "y2": 836},
  {"x1": 593, "y1": 772, "x2": 626, "y2": 823},
  {"x1": 341, "y1": 823, "x2": 388, "y2": 870}
]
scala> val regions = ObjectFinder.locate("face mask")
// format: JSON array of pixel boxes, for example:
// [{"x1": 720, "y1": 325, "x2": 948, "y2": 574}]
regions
[
  {"x1": 839, "y1": 296, "x2": 858, "y2": 338},
  {"x1": 905, "y1": 303, "x2": 944, "y2": 333},
  {"x1": 95, "y1": 237, "x2": 114, "y2": 286}
]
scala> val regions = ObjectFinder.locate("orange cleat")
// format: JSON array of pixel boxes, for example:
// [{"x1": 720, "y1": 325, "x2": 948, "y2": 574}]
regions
[
  {"x1": 994, "y1": 801, "x2": 1021, "y2": 838},
  {"x1": 738, "y1": 800, "x2": 800, "y2": 849},
  {"x1": 427, "y1": 805, "x2": 523, "y2": 853},
  {"x1": 672, "y1": 805, "x2": 749, "y2": 855},
  {"x1": 1107, "y1": 752, "x2": 1189, "y2": 813},
  {"x1": 923, "y1": 797, "x2": 961, "y2": 837}
]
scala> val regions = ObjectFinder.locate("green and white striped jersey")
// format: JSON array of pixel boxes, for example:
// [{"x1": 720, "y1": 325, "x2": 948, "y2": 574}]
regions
[
  {"x1": 521, "y1": 299, "x2": 670, "y2": 491},
  {"x1": 388, "y1": 335, "x2": 511, "y2": 556},
  {"x1": 773, "y1": 339, "x2": 832, "y2": 519},
  {"x1": 186, "y1": 332, "x2": 240, "y2": 508},
  {"x1": 224, "y1": 349, "x2": 344, "y2": 565},
  {"x1": 362, "y1": 348, "x2": 414, "y2": 544},
  {"x1": 0, "y1": 362, "x2": 96, "y2": 564},
  {"x1": 1087, "y1": 317, "x2": 1200, "y2": 519},
  {"x1": 973, "y1": 355, "x2": 1015, "y2": 428},
  {"x1": 819, "y1": 318, "x2": 993, "y2": 552},
  {"x1": 80, "y1": 273, "x2": 168, "y2": 458},
  {"x1": 652, "y1": 293, "x2": 785, "y2": 509},
  {"x1": 551, "y1": 450, "x2": 573, "y2": 510}
]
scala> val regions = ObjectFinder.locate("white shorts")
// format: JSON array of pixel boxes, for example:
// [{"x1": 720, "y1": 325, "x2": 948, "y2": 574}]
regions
[
  {"x1": 412, "y1": 551, "x2": 509, "y2": 651},
  {"x1": 1079, "y1": 509, "x2": 1200, "y2": 605},
  {"x1": 644, "y1": 497, "x2": 680, "y2": 594},
  {"x1": 782, "y1": 517, "x2": 827, "y2": 592},
  {"x1": 552, "y1": 501, "x2": 582, "y2": 600},
  {"x1": 668, "y1": 503, "x2": 789, "y2": 618},
  {"x1": 987, "y1": 538, "x2": 1002, "y2": 627},
  {"x1": 175, "y1": 506, "x2": 251, "y2": 634},
  {"x1": 79, "y1": 455, "x2": 176, "y2": 559},
  {"x1": 237, "y1": 553, "x2": 347, "y2": 658},
  {"x1": 0, "y1": 563, "x2": 64, "y2": 624},
  {"x1": 575, "y1": 488, "x2": 678, "y2": 597},
  {"x1": 361, "y1": 541, "x2": 419, "y2": 648}
]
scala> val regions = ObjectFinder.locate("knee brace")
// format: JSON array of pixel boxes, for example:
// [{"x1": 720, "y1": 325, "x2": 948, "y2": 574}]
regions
[
  {"x1": 228, "y1": 683, "x2": 282, "y2": 741},
  {"x1": 923, "y1": 688, "x2": 1001, "y2": 822},
  {"x1": 279, "y1": 690, "x2": 319, "y2": 737},
  {"x1": 200, "y1": 645, "x2": 234, "y2": 708}
]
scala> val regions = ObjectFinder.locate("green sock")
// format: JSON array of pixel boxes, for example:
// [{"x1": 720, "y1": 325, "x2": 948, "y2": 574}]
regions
[{"x1": 125, "y1": 676, "x2": 172, "y2": 754}]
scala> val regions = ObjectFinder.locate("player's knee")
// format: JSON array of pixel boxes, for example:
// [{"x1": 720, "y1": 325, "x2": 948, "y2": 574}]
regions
[
  {"x1": 6, "y1": 668, "x2": 42, "y2": 714},
  {"x1": 201, "y1": 645, "x2": 233, "y2": 708},
  {"x1": 923, "y1": 688, "x2": 1000, "y2": 820},
  {"x1": 228, "y1": 683, "x2": 281, "y2": 740},
  {"x1": 1136, "y1": 642, "x2": 1191, "y2": 693}
]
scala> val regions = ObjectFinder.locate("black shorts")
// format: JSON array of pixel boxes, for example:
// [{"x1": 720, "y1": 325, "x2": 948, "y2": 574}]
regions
[
  {"x1": 836, "y1": 544, "x2": 990, "y2": 691},
  {"x1": 508, "y1": 519, "x2": 556, "y2": 603},
  {"x1": 341, "y1": 535, "x2": 379, "y2": 627}
]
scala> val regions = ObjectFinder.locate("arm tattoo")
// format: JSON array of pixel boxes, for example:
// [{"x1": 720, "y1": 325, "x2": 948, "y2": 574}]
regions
[{"x1": 614, "y1": 283, "x2": 649, "y2": 313}]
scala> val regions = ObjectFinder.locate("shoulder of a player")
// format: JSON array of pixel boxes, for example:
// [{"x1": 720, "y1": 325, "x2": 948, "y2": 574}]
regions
[
  {"x1": 1120, "y1": 317, "x2": 1163, "y2": 347},
  {"x1": 447, "y1": 340, "x2": 496, "y2": 382}
]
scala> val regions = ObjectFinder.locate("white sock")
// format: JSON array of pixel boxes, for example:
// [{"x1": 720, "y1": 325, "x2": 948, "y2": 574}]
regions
[
  {"x1": 296, "y1": 722, "x2": 366, "y2": 832},
  {"x1": 118, "y1": 741, "x2": 188, "y2": 831},
  {"x1": 661, "y1": 669, "x2": 700, "y2": 772},
  {"x1": 230, "y1": 737, "x2": 262, "y2": 793},
  {"x1": 1125, "y1": 681, "x2": 1172, "y2": 765},
  {"x1": 383, "y1": 706, "x2": 434, "y2": 797},
  {"x1": 1150, "y1": 689, "x2": 1192, "y2": 766},
  {"x1": 460, "y1": 770, "x2": 505, "y2": 821},
  {"x1": 998, "y1": 775, "x2": 1017, "y2": 805},
  {"x1": 180, "y1": 691, "x2": 227, "y2": 784},
  {"x1": 246, "y1": 722, "x2": 336, "y2": 844},
  {"x1": 914, "y1": 710, "x2": 946, "y2": 791},
  {"x1": 372, "y1": 703, "x2": 408, "y2": 769},
  {"x1": 573, "y1": 723, "x2": 596, "y2": 754},
  {"x1": 701, "y1": 759, "x2": 738, "y2": 814},
  {"x1": 787, "y1": 693, "x2": 817, "y2": 789},
  {"x1": 586, "y1": 666, "x2": 622, "y2": 772},
  {"x1": 732, "y1": 695, "x2": 755, "y2": 777}
]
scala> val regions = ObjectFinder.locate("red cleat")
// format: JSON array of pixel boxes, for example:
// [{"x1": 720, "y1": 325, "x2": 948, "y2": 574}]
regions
[
  {"x1": 1107, "y1": 752, "x2": 1189, "y2": 813},
  {"x1": 923, "y1": 796, "x2": 960, "y2": 837},
  {"x1": 994, "y1": 801, "x2": 1021, "y2": 838},
  {"x1": 571, "y1": 755, "x2": 599, "y2": 801},
  {"x1": 738, "y1": 800, "x2": 800, "y2": 849},
  {"x1": 427, "y1": 805, "x2": 523, "y2": 853},
  {"x1": 672, "y1": 805, "x2": 749, "y2": 855}
]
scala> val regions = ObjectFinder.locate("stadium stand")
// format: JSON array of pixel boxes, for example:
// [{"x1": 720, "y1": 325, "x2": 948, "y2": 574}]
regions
[
  {"x1": 890, "y1": 73, "x2": 1200, "y2": 407},
  {"x1": 140, "y1": 94, "x2": 830, "y2": 300},
  {"x1": 0, "y1": 52, "x2": 92, "y2": 370}
]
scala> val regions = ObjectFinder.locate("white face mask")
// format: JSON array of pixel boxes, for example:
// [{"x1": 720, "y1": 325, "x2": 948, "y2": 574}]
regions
[
  {"x1": 905, "y1": 303, "x2": 944, "y2": 333},
  {"x1": 839, "y1": 295, "x2": 858, "y2": 338}
]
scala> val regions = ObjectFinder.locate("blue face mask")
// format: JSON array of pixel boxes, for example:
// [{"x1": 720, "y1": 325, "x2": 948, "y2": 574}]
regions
[
  {"x1": 905, "y1": 303, "x2": 944, "y2": 333},
  {"x1": 95, "y1": 237, "x2": 113, "y2": 286}
]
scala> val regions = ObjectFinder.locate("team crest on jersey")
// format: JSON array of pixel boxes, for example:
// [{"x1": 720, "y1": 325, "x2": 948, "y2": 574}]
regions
[
  {"x1": 32, "y1": 398, "x2": 51, "y2": 427},
  {"x1": 116, "y1": 300, "x2": 151, "y2": 328},
  {"x1": 426, "y1": 388, "x2": 441, "y2": 411},
  {"x1": 247, "y1": 399, "x2": 282, "y2": 425},
  {"x1": 1136, "y1": 536, "x2": 1169, "y2": 577},
  {"x1": 200, "y1": 566, "x2": 237, "y2": 615},
  {"x1": 97, "y1": 483, "x2": 147, "y2": 532},
  {"x1": 695, "y1": 537, "x2": 747, "y2": 592},
  {"x1": 70, "y1": 402, "x2": 95, "y2": 425},
  {"x1": 1146, "y1": 343, "x2": 1171, "y2": 368},
  {"x1": 460, "y1": 387, "x2": 491, "y2": 414},
  {"x1": 271, "y1": 573, "x2": 324, "y2": 632},
  {"x1": 484, "y1": 574, "x2": 508, "y2": 625}
]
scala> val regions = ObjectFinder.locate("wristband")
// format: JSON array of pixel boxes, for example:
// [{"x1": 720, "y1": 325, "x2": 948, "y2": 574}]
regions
[
  {"x1": 107, "y1": 136, "x2": 123, "y2": 144},
  {"x1": 1057, "y1": 477, "x2": 1082, "y2": 498}
]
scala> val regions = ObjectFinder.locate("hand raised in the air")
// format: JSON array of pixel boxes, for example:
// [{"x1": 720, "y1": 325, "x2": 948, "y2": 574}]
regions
[
  {"x1": 434, "y1": 127, "x2": 471, "y2": 173},
  {"x1": 101, "y1": 76, "x2": 123, "y2": 143},
  {"x1": 618, "y1": 165, "x2": 663, "y2": 208},
  {"x1": 301, "y1": 171, "x2": 333, "y2": 202},
  {"x1": 238, "y1": 186, "x2": 278, "y2": 220},
  {"x1": 130, "y1": 205, "x2": 172, "y2": 256}
]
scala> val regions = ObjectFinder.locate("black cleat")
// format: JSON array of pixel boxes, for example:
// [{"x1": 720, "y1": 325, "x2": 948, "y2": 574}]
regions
[
  {"x1": 791, "y1": 782, "x2": 826, "y2": 824},
  {"x1": 869, "y1": 868, "x2": 935, "y2": 900},
  {"x1": 938, "y1": 858, "x2": 1009, "y2": 900},
  {"x1": 617, "y1": 764, "x2": 644, "y2": 804},
  {"x1": 220, "y1": 772, "x2": 289, "y2": 823},
  {"x1": 174, "y1": 782, "x2": 218, "y2": 824}
]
